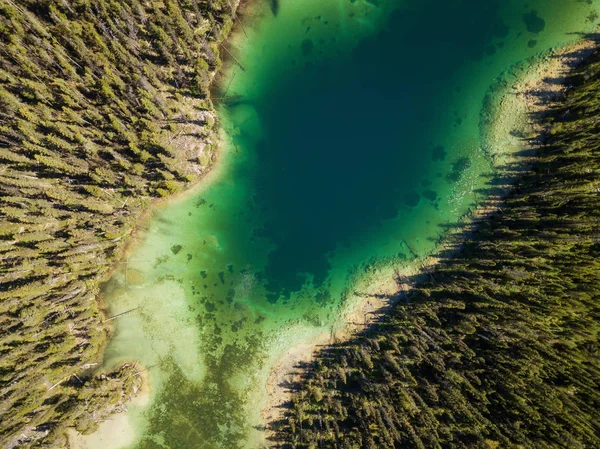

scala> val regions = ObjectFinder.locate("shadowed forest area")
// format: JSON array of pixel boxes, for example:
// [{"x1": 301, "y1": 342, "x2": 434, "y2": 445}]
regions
[
  {"x1": 270, "y1": 42, "x2": 600, "y2": 449},
  {"x1": 0, "y1": 0, "x2": 239, "y2": 447}
]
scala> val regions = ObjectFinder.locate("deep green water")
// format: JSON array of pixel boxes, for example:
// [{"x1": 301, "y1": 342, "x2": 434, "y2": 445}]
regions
[{"x1": 83, "y1": 1, "x2": 600, "y2": 448}]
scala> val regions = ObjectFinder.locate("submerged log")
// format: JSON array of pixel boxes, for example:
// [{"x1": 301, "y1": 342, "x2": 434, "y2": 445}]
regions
[
  {"x1": 220, "y1": 44, "x2": 246, "y2": 71},
  {"x1": 102, "y1": 307, "x2": 139, "y2": 323}
]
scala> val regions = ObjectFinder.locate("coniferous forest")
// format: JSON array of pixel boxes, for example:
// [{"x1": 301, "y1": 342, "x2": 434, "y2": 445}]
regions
[
  {"x1": 0, "y1": 1, "x2": 236, "y2": 447},
  {"x1": 272, "y1": 49, "x2": 600, "y2": 448}
]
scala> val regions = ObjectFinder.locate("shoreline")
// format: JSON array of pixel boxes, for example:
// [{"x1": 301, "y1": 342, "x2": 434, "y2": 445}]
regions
[
  {"x1": 96, "y1": 0, "x2": 264, "y2": 303},
  {"x1": 93, "y1": 0, "x2": 259, "y2": 365},
  {"x1": 66, "y1": 2, "x2": 251, "y2": 447},
  {"x1": 105, "y1": 0, "x2": 269, "y2": 270},
  {"x1": 66, "y1": 366, "x2": 151, "y2": 449},
  {"x1": 260, "y1": 36, "x2": 599, "y2": 435}
]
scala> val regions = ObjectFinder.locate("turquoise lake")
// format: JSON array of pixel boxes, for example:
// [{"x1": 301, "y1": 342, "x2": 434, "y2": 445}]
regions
[{"x1": 80, "y1": 1, "x2": 600, "y2": 448}]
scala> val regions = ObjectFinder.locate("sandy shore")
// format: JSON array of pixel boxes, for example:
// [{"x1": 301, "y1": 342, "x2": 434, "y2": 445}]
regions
[
  {"x1": 260, "y1": 36, "x2": 599, "y2": 435},
  {"x1": 67, "y1": 365, "x2": 151, "y2": 449}
]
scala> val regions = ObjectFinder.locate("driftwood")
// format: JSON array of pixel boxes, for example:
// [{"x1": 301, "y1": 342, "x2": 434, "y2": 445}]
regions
[
  {"x1": 102, "y1": 307, "x2": 139, "y2": 323},
  {"x1": 220, "y1": 43, "x2": 246, "y2": 71}
]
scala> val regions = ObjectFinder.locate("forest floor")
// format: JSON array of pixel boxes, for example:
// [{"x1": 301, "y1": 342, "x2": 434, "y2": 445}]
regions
[{"x1": 260, "y1": 35, "x2": 599, "y2": 435}]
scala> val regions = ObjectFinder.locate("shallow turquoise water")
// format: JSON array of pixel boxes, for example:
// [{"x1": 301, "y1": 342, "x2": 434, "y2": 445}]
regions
[{"x1": 86, "y1": 1, "x2": 600, "y2": 448}]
